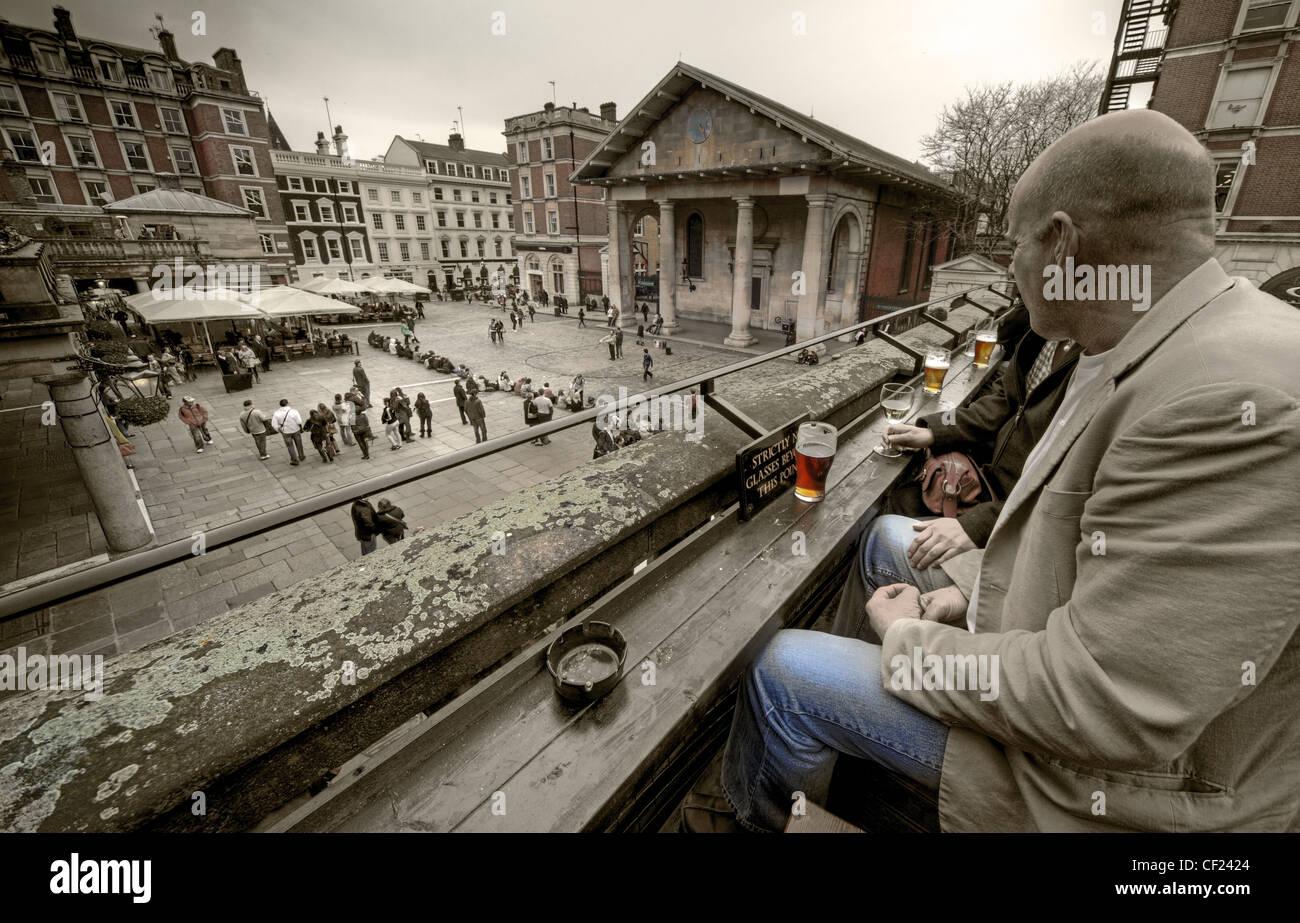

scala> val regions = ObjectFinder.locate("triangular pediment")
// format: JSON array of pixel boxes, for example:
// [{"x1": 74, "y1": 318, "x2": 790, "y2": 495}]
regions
[
  {"x1": 605, "y1": 86, "x2": 830, "y2": 177},
  {"x1": 931, "y1": 253, "x2": 1006, "y2": 275}
]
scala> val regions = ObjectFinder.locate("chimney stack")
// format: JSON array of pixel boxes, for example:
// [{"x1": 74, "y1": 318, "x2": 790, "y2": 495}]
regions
[
  {"x1": 315, "y1": 132, "x2": 330, "y2": 155},
  {"x1": 211, "y1": 48, "x2": 246, "y2": 93},
  {"x1": 448, "y1": 132, "x2": 465, "y2": 152},
  {"x1": 333, "y1": 124, "x2": 349, "y2": 161},
  {"x1": 599, "y1": 102, "x2": 617, "y2": 122},
  {"x1": 156, "y1": 27, "x2": 179, "y2": 61},
  {"x1": 53, "y1": 6, "x2": 77, "y2": 44}
]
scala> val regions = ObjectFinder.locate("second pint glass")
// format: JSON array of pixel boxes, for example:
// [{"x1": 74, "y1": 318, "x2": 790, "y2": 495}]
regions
[
  {"x1": 923, "y1": 348, "x2": 950, "y2": 394},
  {"x1": 794, "y1": 421, "x2": 837, "y2": 502},
  {"x1": 973, "y1": 323, "x2": 998, "y2": 368}
]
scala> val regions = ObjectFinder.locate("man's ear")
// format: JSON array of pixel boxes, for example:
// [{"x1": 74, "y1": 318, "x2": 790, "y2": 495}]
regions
[{"x1": 1048, "y1": 211, "x2": 1080, "y2": 267}]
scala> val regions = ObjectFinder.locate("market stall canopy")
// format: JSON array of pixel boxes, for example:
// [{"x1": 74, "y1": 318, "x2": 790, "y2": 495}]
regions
[
  {"x1": 250, "y1": 286, "x2": 363, "y2": 317},
  {"x1": 294, "y1": 276, "x2": 371, "y2": 295},
  {"x1": 363, "y1": 277, "x2": 430, "y2": 295},
  {"x1": 123, "y1": 289, "x2": 268, "y2": 323}
]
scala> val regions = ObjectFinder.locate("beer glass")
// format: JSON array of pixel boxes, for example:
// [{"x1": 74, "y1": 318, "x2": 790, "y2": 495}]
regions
[
  {"x1": 922, "y1": 348, "x2": 950, "y2": 394},
  {"x1": 972, "y1": 321, "x2": 998, "y2": 368},
  {"x1": 876, "y1": 383, "x2": 914, "y2": 458},
  {"x1": 794, "y1": 421, "x2": 837, "y2": 502}
]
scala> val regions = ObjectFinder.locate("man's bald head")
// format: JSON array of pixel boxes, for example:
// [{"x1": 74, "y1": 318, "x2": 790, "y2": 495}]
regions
[{"x1": 1011, "y1": 109, "x2": 1216, "y2": 262}]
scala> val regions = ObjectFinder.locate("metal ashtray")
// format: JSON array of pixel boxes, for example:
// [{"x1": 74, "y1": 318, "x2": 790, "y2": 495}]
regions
[{"x1": 546, "y1": 621, "x2": 627, "y2": 703}]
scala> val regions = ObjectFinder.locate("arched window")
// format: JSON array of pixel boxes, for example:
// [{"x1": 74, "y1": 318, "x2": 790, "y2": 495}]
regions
[
  {"x1": 526, "y1": 255, "x2": 541, "y2": 272},
  {"x1": 686, "y1": 212, "x2": 704, "y2": 278},
  {"x1": 551, "y1": 260, "x2": 564, "y2": 294}
]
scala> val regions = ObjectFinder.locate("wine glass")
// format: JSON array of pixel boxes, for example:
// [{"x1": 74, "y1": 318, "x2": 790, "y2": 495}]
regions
[{"x1": 876, "y1": 383, "x2": 915, "y2": 457}]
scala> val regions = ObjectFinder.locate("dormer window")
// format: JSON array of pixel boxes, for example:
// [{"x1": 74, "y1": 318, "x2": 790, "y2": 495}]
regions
[
  {"x1": 38, "y1": 48, "x2": 66, "y2": 73},
  {"x1": 97, "y1": 59, "x2": 120, "y2": 82},
  {"x1": 150, "y1": 69, "x2": 170, "y2": 91}
]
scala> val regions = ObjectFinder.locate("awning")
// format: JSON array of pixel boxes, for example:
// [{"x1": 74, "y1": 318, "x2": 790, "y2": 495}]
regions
[
  {"x1": 123, "y1": 289, "x2": 268, "y2": 323},
  {"x1": 250, "y1": 286, "x2": 363, "y2": 317},
  {"x1": 294, "y1": 276, "x2": 371, "y2": 295}
]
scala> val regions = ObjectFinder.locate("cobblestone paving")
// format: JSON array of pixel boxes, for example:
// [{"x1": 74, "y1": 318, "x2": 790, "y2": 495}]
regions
[{"x1": 2, "y1": 300, "x2": 817, "y2": 662}]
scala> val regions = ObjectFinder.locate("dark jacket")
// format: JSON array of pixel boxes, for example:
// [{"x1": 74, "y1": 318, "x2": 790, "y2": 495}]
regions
[
  {"x1": 351, "y1": 500, "x2": 378, "y2": 541},
  {"x1": 415, "y1": 396, "x2": 432, "y2": 419},
  {"x1": 465, "y1": 395, "x2": 486, "y2": 423},
  {"x1": 353, "y1": 366, "x2": 368, "y2": 387},
  {"x1": 376, "y1": 506, "x2": 408, "y2": 540},
  {"x1": 453, "y1": 381, "x2": 467, "y2": 407},
  {"x1": 916, "y1": 319, "x2": 1080, "y2": 546}
]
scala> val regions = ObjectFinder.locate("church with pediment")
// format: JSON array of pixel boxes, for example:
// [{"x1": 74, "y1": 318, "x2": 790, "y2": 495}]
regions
[{"x1": 571, "y1": 62, "x2": 971, "y2": 346}]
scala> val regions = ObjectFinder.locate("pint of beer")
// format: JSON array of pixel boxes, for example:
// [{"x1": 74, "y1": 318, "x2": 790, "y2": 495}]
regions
[
  {"x1": 923, "y1": 348, "x2": 950, "y2": 394},
  {"x1": 973, "y1": 331, "x2": 998, "y2": 368},
  {"x1": 794, "y1": 421, "x2": 837, "y2": 502}
]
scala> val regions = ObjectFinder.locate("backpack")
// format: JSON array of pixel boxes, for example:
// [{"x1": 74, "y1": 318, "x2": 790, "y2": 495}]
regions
[
  {"x1": 918, "y1": 451, "x2": 987, "y2": 518},
  {"x1": 240, "y1": 410, "x2": 253, "y2": 434}
]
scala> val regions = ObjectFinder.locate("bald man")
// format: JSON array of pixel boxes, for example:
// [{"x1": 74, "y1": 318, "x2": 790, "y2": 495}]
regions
[{"x1": 688, "y1": 110, "x2": 1300, "y2": 833}]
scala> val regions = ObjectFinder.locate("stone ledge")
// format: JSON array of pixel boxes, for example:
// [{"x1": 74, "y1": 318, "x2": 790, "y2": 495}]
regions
[{"x1": 0, "y1": 307, "x2": 985, "y2": 832}]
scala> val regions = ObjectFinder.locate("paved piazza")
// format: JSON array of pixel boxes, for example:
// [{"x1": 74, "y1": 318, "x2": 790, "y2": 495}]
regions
[{"x1": 0, "y1": 300, "x2": 817, "y2": 662}]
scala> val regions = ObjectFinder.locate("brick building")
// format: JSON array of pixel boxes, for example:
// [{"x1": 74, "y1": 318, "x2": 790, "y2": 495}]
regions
[
  {"x1": 1102, "y1": 0, "x2": 1300, "y2": 306},
  {"x1": 570, "y1": 62, "x2": 959, "y2": 345},
  {"x1": 0, "y1": 5, "x2": 289, "y2": 282},
  {"x1": 503, "y1": 101, "x2": 618, "y2": 301}
]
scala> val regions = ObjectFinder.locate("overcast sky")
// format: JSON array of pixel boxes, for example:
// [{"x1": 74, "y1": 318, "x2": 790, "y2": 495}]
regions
[{"x1": 9, "y1": 0, "x2": 1123, "y2": 163}]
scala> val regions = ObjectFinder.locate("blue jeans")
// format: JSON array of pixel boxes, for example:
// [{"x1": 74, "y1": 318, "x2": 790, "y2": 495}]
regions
[{"x1": 720, "y1": 514, "x2": 952, "y2": 833}]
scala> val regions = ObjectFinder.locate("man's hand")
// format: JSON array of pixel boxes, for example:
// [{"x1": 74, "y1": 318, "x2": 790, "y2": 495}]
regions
[
  {"x1": 908, "y1": 517, "x2": 976, "y2": 570},
  {"x1": 882, "y1": 424, "x2": 934, "y2": 452},
  {"x1": 866, "y1": 583, "x2": 923, "y2": 639},
  {"x1": 919, "y1": 585, "x2": 970, "y2": 626}
]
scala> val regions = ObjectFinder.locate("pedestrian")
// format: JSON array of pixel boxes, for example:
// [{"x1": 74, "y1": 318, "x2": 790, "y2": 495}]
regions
[
  {"x1": 376, "y1": 498, "x2": 417, "y2": 546},
  {"x1": 524, "y1": 391, "x2": 541, "y2": 444},
  {"x1": 636, "y1": 322, "x2": 645, "y2": 343},
  {"x1": 533, "y1": 390, "x2": 553, "y2": 445},
  {"x1": 606, "y1": 306, "x2": 614, "y2": 327},
  {"x1": 148, "y1": 354, "x2": 173, "y2": 398},
  {"x1": 401, "y1": 320, "x2": 412, "y2": 348},
  {"x1": 271, "y1": 398, "x2": 305, "y2": 466},
  {"x1": 642, "y1": 303, "x2": 649, "y2": 325},
  {"x1": 466, "y1": 390, "x2": 487, "y2": 443},
  {"x1": 317, "y1": 402, "x2": 341, "y2": 456},
  {"x1": 602, "y1": 331, "x2": 617, "y2": 361},
  {"x1": 235, "y1": 339, "x2": 260, "y2": 382},
  {"x1": 415, "y1": 392, "x2": 432, "y2": 437},
  {"x1": 510, "y1": 311, "x2": 517, "y2": 331},
  {"x1": 179, "y1": 345, "x2": 197, "y2": 382},
  {"x1": 453, "y1": 379, "x2": 469, "y2": 425},
  {"x1": 578, "y1": 306, "x2": 586, "y2": 328},
  {"x1": 352, "y1": 405, "x2": 373, "y2": 459},
  {"x1": 381, "y1": 398, "x2": 402, "y2": 451},
  {"x1": 353, "y1": 360, "x2": 371, "y2": 409},
  {"x1": 415, "y1": 300, "x2": 425, "y2": 319},
  {"x1": 307, "y1": 409, "x2": 335, "y2": 463},
  {"x1": 489, "y1": 319, "x2": 498, "y2": 343},
  {"x1": 392, "y1": 390, "x2": 413, "y2": 442},
  {"x1": 351, "y1": 497, "x2": 379, "y2": 556},
  {"x1": 615, "y1": 327, "x2": 624, "y2": 358},
  {"x1": 332, "y1": 393, "x2": 355, "y2": 446},
  {"x1": 239, "y1": 399, "x2": 272, "y2": 460},
  {"x1": 177, "y1": 396, "x2": 213, "y2": 454},
  {"x1": 528, "y1": 303, "x2": 535, "y2": 323},
  {"x1": 571, "y1": 373, "x2": 585, "y2": 408},
  {"x1": 642, "y1": 348, "x2": 655, "y2": 381}
]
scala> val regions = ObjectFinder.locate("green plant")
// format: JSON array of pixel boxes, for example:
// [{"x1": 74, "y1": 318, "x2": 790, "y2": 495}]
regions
[
  {"x1": 85, "y1": 318, "x2": 120, "y2": 341},
  {"x1": 116, "y1": 394, "x2": 170, "y2": 427},
  {"x1": 90, "y1": 340, "x2": 130, "y2": 364}
]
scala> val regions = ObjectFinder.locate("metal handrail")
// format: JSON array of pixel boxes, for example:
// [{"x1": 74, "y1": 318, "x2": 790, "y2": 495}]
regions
[{"x1": 0, "y1": 282, "x2": 1015, "y2": 620}]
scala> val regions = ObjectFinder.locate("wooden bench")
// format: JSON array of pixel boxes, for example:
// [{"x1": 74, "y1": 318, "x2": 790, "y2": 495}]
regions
[{"x1": 265, "y1": 348, "x2": 1002, "y2": 833}]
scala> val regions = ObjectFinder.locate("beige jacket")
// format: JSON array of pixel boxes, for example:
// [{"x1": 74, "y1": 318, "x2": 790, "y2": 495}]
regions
[{"x1": 883, "y1": 259, "x2": 1300, "y2": 831}]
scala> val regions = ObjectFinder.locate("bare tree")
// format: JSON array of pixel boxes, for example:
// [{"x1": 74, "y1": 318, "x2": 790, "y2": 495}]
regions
[{"x1": 920, "y1": 61, "x2": 1105, "y2": 259}]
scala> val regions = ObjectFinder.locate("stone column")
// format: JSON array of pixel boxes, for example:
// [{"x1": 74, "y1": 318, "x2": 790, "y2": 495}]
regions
[
  {"x1": 35, "y1": 372, "x2": 152, "y2": 553},
  {"x1": 725, "y1": 196, "x2": 756, "y2": 348},
  {"x1": 796, "y1": 194, "x2": 834, "y2": 352},
  {"x1": 656, "y1": 198, "x2": 678, "y2": 330},
  {"x1": 606, "y1": 201, "x2": 626, "y2": 322}
]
